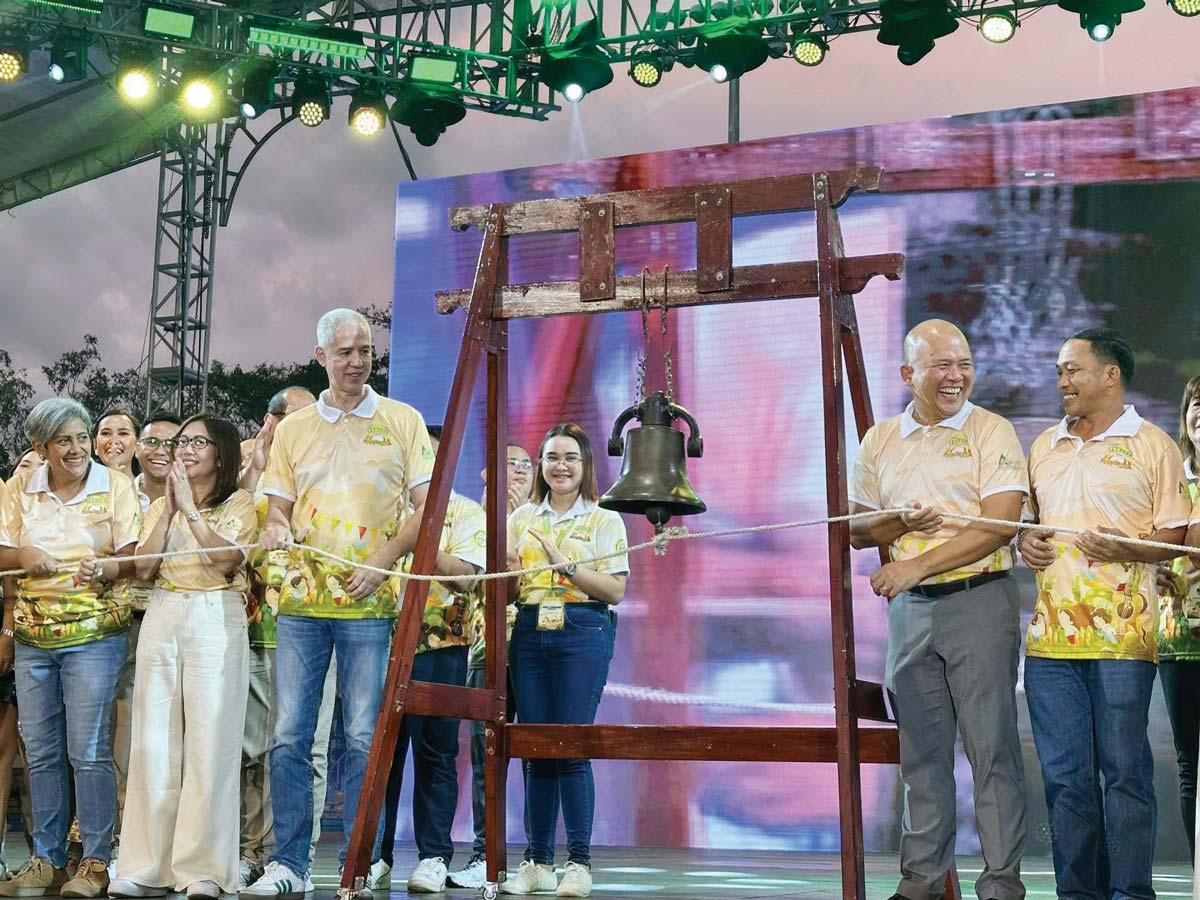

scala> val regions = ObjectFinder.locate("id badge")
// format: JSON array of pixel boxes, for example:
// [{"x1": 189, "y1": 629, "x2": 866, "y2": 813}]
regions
[{"x1": 537, "y1": 598, "x2": 565, "y2": 631}]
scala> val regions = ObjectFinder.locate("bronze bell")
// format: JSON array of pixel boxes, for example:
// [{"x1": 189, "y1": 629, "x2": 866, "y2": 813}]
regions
[{"x1": 599, "y1": 391, "x2": 707, "y2": 530}]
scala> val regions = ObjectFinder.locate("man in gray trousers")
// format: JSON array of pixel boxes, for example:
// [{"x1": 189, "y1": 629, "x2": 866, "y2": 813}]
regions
[{"x1": 848, "y1": 319, "x2": 1028, "y2": 900}]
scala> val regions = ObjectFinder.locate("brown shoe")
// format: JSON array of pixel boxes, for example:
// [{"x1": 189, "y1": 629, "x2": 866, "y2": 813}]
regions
[
  {"x1": 60, "y1": 860, "x2": 108, "y2": 899},
  {"x1": 0, "y1": 858, "x2": 69, "y2": 897}
]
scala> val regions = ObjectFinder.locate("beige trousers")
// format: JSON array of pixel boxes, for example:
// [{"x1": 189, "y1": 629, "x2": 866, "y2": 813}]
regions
[{"x1": 117, "y1": 589, "x2": 249, "y2": 893}]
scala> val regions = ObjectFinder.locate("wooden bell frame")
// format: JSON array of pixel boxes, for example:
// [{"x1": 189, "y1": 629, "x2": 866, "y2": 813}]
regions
[{"x1": 339, "y1": 167, "x2": 963, "y2": 900}]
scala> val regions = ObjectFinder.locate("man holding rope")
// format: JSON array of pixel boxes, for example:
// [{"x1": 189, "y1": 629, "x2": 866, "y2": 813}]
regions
[
  {"x1": 849, "y1": 319, "x2": 1028, "y2": 900},
  {"x1": 1018, "y1": 328, "x2": 1189, "y2": 900},
  {"x1": 241, "y1": 308, "x2": 434, "y2": 900}
]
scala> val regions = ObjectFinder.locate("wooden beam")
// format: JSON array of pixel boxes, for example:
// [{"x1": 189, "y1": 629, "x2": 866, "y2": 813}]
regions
[
  {"x1": 506, "y1": 724, "x2": 899, "y2": 763},
  {"x1": 405, "y1": 680, "x2": 497, "y2": 721},
  {"x1": 448, "y1": 168, "x2": 885, "y2": 236},
  {"x1": 435, "y1": 255, "x2": 904, "y2": 318},
  {"x1": 851, "y1": 679, "x2": 894, "y2": 724}
]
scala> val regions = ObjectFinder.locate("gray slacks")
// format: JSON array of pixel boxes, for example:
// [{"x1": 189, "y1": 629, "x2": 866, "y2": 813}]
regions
[{"x1": 885, "y1": 575, "x2": 1027, "y2": 900}]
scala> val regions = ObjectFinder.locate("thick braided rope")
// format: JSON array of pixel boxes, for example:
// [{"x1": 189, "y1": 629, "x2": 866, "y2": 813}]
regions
[{"x1": 0, "y1": 507, "x2": 1193, "y2": 580}]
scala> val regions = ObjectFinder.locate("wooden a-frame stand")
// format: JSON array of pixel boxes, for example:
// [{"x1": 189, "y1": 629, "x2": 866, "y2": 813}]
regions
[{"x1": 340, "y1": 167, "x2": 961, "y2": 900}]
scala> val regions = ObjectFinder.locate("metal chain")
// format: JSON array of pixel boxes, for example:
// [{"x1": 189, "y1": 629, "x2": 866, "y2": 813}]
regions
[
  {"x1": 661, "y1": 265, "x2": 674, "y2": 402},
  {"x1": 635, "y1": 267, "x2": 650, "y2": 403}
]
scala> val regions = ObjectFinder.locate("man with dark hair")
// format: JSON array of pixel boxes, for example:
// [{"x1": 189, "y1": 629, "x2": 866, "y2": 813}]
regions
[{"x1": 1020, "y1": 328, "x2": 1189, "y2": 900}]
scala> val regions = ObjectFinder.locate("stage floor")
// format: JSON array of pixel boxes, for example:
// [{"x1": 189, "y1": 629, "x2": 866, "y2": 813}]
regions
[{"x1": 9, "y1": 844, "x2": 1191, "y2": 898}]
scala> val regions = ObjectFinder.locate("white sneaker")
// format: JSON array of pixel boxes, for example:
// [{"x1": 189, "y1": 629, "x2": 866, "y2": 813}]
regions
[
  {"x1": 239, "y1": 861, "x2": 311, "y2": 900},
  {"x1": 107, "y1": 880, "x2": 168, "y2": 898},
  {"x1": 186, "y1": 881, "x2": 220, "y2": 900},
  {"x1": 554, "y1": 863, "x2": 591, "y2": 898},
  {"x1": 365, "y1": 861, "x2": 390, "y2": 891},
  {"x1": 239, "y1": 860, "x2": 263, "y2": 891},
  {"x1": 499, "y1": 861, "x2": 556, "y2": 895},
  {"x1": 446, "y1": 854, "x2": 486, "y2": 889},
  {"x1": 406, "y1": 858, "x2": 447, "y2": 893}
]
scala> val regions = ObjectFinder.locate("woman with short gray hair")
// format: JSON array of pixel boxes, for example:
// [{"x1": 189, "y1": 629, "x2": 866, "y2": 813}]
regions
[{"x1": 0, "y1": 397, "x2": 141, "y2": 899}]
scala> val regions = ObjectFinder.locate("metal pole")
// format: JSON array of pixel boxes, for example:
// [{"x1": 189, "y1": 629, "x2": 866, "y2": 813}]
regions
[{"x1": 727, "y1": 77, "x2": 740, "y2": 143}]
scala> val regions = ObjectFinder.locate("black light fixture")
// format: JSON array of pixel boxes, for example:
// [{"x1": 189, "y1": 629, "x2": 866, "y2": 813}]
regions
[
  {"x1": 1168, "y1": 0, "x2": 1200, "y2": 15},
  {"x1": 291, "y1": 71, "x2": 331, "y2": 127},
  {"x1": 540, "y1": 19, "x2": 613, "y2": 103},
  {"x1": 876, "y1": 0, "x2": 959, "y2": 64},
  {"x1": 389, "y1": 82, "x2": 465, "y2": 146},
  {"x1": 629, "y1": 46, "x2": 668, "y2": 87},
  {"x1": 238, "y1": 64, "x2": 275, "y2": 118},
  {"x1": 48, "y1": 32, "x2": 88, "y2": 83},
  {"x1": 116, "y1": 50, "x2": 157, "y2": 103},
  {"x1": 791, "y1": 31, "x2": 828, "y2": 64},
  {"x1": 978, "y1": 10, "x2": 1018, "y2": 41},
  {"x1": 694, "y1": 18, "x2": 769, "y2": 82},
  {"x1": 0, "y1": 33, "x2": 29, "y2": 83},
  {"x1": 1058, "y1": 0, "x2": 1144, "y2": 38},
  {"x1": 348, "y1": 84, "x2": 388, "y2": 137}
]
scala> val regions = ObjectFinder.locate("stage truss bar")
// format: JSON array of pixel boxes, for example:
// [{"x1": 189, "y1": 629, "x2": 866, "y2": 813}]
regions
[
  {"x1": 0, "y1": 130, "x2": 161, "y2": 212},
  {"x1": 507, "y1": 724, "x2": 901, "y2": 763}
]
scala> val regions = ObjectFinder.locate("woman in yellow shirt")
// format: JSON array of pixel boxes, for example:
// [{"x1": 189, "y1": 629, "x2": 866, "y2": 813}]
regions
[
  {"x1": 109, "y1": 415, "x2": 257, "y2": 900},
  {"x1": 500, "y1": 424, "x2": 629, "y2": 899}
]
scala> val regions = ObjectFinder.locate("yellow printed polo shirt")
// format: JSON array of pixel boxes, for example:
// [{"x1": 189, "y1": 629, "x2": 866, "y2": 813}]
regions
[
  {"x1": 849, "y1": 401, "x2": 1028, "y2": 585},
  {"x1": 140, "y1": 489, "x2": 258, "y2": 594},
  {"x1": 1025, "y1": 405, "x2": 1190, "y2": 663},
  {"x1": 246, "y1": 491, "x2": 281, "y2": 648},
  {"x1": 508, "y1": 496, "x2": 629, "y2": 606},
  {"x1": 0, "y1": 462, "x2": 139, "y2": 649},
  {"x1": 397, "y1": 491, "x2": 486, "y2": 653},
  {"x1": 261, "y1": 386, "x2": 435, "y2": 619},
  {"x1": 122, "y1": 473, "x2": 158, "y2": 612},
  {"x1": 1160, "y1": 471, "x2": 1200, "y2": 661}
]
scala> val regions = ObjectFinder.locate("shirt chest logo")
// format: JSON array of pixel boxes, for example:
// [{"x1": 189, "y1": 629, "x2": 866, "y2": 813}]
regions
[
  {"x1": 363, "y1": 424, "x2": 393, "y2": 447},
  {"x1": 943, "y1": 434, "x2": 972, "y2": 459},
  {"x1": 1100, "y1": 444, "x2": 1133, "y2": 469},
  {"x1": 81, "y1": 495, "x2": 108, "y2": 516}
]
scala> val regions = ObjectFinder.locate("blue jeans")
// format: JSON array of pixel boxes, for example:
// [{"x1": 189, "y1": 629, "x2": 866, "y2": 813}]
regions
[
  {"x1": 15, "y1": 632, "x2": 127, "y2": 866},
  {"x1": 1024, "y1": 656, "x2": 1157, "y2": 900},
  {"x1": 268, "y1": 616, "x2": 392, "y2": 876},
  {"x1": 510, "y1": 603, "x2": 615, "y2": 866},
  {"x1": 379, "y1": 645, "x2": 467, "y2": 865}
]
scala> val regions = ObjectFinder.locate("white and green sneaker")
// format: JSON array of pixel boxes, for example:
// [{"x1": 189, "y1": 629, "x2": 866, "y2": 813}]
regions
[{"x1": 239, "y1": 862, "x2": 311, "y2": 900}]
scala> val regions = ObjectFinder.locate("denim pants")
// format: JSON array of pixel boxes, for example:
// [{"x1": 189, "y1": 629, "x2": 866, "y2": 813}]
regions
[
  {"x1": 15, "y1": 631, "x2": 127, "y2": 866},
  {"x1": 510, "y1": 603, "x2": 615, "y2": 866},
  {"x1": 1159, "y1": 659, "x2": 1200, "y2": 857},
  {"x1": 1025, "y1": 656, "x2": 1157, "y2": 900},
  {"x1": 378, "y1": 645, "x2": 467, "y2": 866},
  {"x1": 268, "y1": 616, "x2": 391, "y2": 876}
]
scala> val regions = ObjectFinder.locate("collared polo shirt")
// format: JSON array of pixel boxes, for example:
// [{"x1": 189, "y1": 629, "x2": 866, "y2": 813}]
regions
[
  {"x1": 140, "y1": 488, "x2": 258, "y2": 594},
  {"x1": 849, "y1": 401, "x2": 1028, "y2": 585},
  {"x1": 507, "y1": 495, "x2": 629, "y2": 607},
  {"x1": 1026, "y1": 405, "x2": 1190, "y2": 662},
  {"x1": 246, "y1": 490, "x2": 280, "y2": 648},
  {"x1": 1160, "y1": 464, "x2": 1200, "y2": 661},
  {"x1": 0, "y1": 462, "x2": 139, "y2": 648},
  {"x1": 261, "y1": 385, "x2": 435, "y2": 619}
]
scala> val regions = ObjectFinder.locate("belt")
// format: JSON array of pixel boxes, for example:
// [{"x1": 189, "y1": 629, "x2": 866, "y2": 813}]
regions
[{"x1": 907, "y1": 570, "x2": 1009, "y2": 599}]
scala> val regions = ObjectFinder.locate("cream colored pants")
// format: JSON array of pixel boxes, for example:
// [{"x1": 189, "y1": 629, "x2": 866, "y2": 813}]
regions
[{"x1": 117, "y1": 589, "x2": 249, "y2": 893}]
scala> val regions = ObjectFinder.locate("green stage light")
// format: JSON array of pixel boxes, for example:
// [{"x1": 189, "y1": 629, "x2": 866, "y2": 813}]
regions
[
  {"x1": 877, "y1": 0, "x2": 959, "y2": 64},
  {"x1": 49, "y1": 33, "x2": 88, "y2": 83},
  {"x1": 238, "y1": 65, "x2": 275, "y2": 118},
  {"x1": 978, "y1": 10, "x2": 1017, "y2": 41},
  {"x1": 348, "y1": 85, "x2": 387, "y2": 137},
  {"x1": 540, "y1": 19, "x2": 613, "y2": 102},
  {"x1": 15, "y1": 0, "x2": 102, "y2": 14},
  {"x1": 246, "y1": 18, "x2": 368, "y2": 60},
  {"x1": 1058, "y1": 0, "x2": 1143, "y2": 39},
  {"x1": 292, "y1": 71, "x2": 331, "y2": 126},
  {"x1": 694, "y1": 18, "x2": 769, "y2": 82},
  {"x1": 791, "y1": 33, "x2": 827, "y2": 64},
  {"x1": 143, "y1": 5, "x2": 195, "y2": 39},
  {"x1": 1169, "y1": 0, "x2": 1200, "y2": 13},
  {"x1": 390, "y1": 82, "x2": 465, "y2": 146},
  {"x1": 0, "y1": 35, "x2": 29, "y2": 83},
  {"x1": 409, "y1": 55, "x2": 458, "y2": 84}
]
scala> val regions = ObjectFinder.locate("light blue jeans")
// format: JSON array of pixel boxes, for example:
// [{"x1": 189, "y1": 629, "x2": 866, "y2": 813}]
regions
[
  {"x1": 15, "y1": 632, "x2": 127, "y2": 866},
  {"x1": 268, "y1": 616, "x2": 390, "y2": 876}
]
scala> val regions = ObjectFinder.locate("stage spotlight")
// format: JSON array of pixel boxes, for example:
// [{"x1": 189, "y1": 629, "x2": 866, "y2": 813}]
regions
[
  {"x1": 629, "y1": 49, "x2": 664, "y2": 87},
  {"x1": 540, "y1": 19, "x2": 613, "y2": 102},
  {"x1": 694, "y1": 20, "x2": 769, "y2": 81},
  {"x1": 978, "y1": 10, "x2": 1017, "y2": 41},
  {"x1": 1168, "y1": 0, "x2": 1200, "y2": 15},
  {"x1": 1057, "y1": 0, "x2": 1144, "y2": 39},
  {"x1": 0, "y1": 35, "x2": 29, "y2": 83},
  {"x1": 348, "y1": 86, "x2": 387, "y2": 137},
  {"x1": 117, "y1": 55, "x2": 156, "y2": 101},
  {"x1": 561, "y1": 82, "x2": 585, "y2": 103},
  {"x1": 877, "y1": 0, "x2": 959, "y2": 65},
  {"x1": 180, "y1": 70, "x2": 216, "y2": 113},
  {"x1": 791, "y1": 33, "x2": 828, "y2": 65},
  {"x1": 48, "y1": 33, "x2": 88, "y2": 83},
  {"x1": 238, "y1": 65, "x2": 275, "y2": 118},
  {"x1": 389, "y1": 82, "x2": 465, "y2": 146},
  {"x1": 292, "y1": 72, "x2": 331, "y2": 127},
  {"x1": 708, "y1": 63, "x2": 729, "y2": 82}
]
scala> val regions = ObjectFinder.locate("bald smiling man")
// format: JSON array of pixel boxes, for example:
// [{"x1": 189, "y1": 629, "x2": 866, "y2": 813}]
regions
[{"x1": 848, "y1": 320, "x2": 1029, "y2": 900}]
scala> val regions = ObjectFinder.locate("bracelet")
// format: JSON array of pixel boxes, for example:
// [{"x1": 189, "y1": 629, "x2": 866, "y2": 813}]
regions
[
  {"x1": 1, "y1": 629, "x2": 13, "y2": 638},
  {"x1": 185, "y1": 510, "x2": 201, "y2": 523}
]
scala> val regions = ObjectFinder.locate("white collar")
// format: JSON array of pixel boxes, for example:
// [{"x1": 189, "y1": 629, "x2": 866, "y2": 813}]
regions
[
  {"x1": 27, "y1": 461, "x2": 111, "y2": 505},
  {"x1": 1185, "y1": 458, "x2": 1196, "y2": 481},
  {"x1": 899, "y1": 400, "x2": 975, "y2": 439},
  {"x1": 534, "y1": 494, "x2": 596, "y2": 522},
  {"x1": 1050, "y1": 404, "x2": 1143, "y2": 447},
  {"x1": 316, "y1": 385, "x2": 380, "y2": 423}
]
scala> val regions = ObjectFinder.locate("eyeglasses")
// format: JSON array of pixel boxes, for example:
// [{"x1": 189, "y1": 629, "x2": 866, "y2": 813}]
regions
[
  {"x1": 138, "y1": 437, "x2": 176, "y2": 451},
  {"x1": 543, "y1": 454, "x2": 582, "y2": 466},
  {"x1": 173, "y1": 435, "x2": 212, "y2": 450},
  {"x1": 507, "y1": 458, "x2": 533, "y2": 471}
]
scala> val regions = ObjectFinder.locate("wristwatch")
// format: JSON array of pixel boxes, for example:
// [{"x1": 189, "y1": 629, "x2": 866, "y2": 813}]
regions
[
  {"x1": 186, "y1": 510, "x2": 201, "y2": 523},
  {"x1": 560, "y1": 561, "x2": 577, "y2": 578}
]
